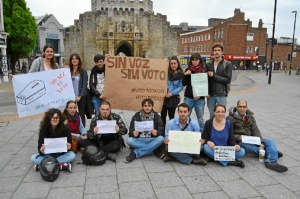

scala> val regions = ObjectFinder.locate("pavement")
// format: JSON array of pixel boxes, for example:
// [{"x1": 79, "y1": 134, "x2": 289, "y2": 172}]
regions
[{"x1": 0, "y1": 70, "x2": 300, "y2": 199}]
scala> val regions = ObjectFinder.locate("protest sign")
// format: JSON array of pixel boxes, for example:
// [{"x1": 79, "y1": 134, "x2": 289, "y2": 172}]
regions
[
  {"x1": 104, "y1": 56, "x2": 168, "y2": 111},
  {"x1": 168, "y1": 131, "x2": 201, "y2": 154},
  {"x1": 191, "y1": 73, "x2": 208, "y2": 97},
  {"x1": 241, "y1": 135, "x2": 261, "y2": 145},
  {"x1": 214, "y1": 146, "x2": 235, "y2": 161},
  {"x1": 12, "y1": 68, "x2": 75, "y2": 118}
]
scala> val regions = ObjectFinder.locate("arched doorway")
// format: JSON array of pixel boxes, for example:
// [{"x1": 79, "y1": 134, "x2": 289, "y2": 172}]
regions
[{"x1": 115, "y1": 44, "x2": 132, "y2": 56}]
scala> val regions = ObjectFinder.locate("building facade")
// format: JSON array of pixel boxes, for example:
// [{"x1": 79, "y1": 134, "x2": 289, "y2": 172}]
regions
[
  {"x1": 64, "y1": 0, "x2": 178, "y2": 69},
  {"x1": 0, "y1": 0, "x2": 9, "y2": 83}
]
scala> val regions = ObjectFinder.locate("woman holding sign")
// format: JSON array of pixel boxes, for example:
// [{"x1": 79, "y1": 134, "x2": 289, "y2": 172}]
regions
[
  {"x1": 31, "y1": 108, "x2": 76, "y2": 172},
  {"x1": 201, "y1": 104, "x2": 245, "y2": 168},
  {"x1": 182, "y1": 53, "x2": 206, "y2": 132},
  {"x1": 161, "y1": 56, "x2": 184, "y2": 126}
]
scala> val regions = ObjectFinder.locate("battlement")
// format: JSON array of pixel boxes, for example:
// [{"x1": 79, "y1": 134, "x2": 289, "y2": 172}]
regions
[{"x1": 91, "y1": 0, "x2": 153, "y2": 12}]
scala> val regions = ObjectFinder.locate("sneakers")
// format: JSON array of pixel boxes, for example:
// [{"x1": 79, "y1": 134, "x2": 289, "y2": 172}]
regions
[
  {"x1": 265, "y1": 162, "x2": 288, "y2": 173},
  {"x1": 33, "y1": 164, "x2": 39, "y2": 171},
  {"x1": 153, "y1": 149, "x2": 165, "y2": 159},
  {"x1": 277, "y1": 151, "x2": 283, "y2": 158},
  {"x1": 106, "y1": 153, "x2": 116, "y2": 162},
  {"x1": 191, "y1": 158, "x2": 207, "y2": 166},
  {"x1": 60, "y1": 163, "x2": 72, "y2": 172},
  {"x1": 125, "y1": 151, "x2": 136, "y2": 163},
  {"x1": 228, "y1": 159, "x2": 245, "y2": 168}
]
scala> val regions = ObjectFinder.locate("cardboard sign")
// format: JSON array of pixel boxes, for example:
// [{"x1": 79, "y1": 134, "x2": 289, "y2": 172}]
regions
[
  {"x1": 191, "y1": 73, "x2": 208, "y2": 97},
  {"x1": 12, "y1": 68, "x2": 75, "y2": 118},
  {"x1": 241, "y1": 135, "x2": 261, "y2": 145},
  {"x1": 104, "y1": 56, "x2": 168, "y2": 111},
  {"x1": 168, "y1": 131, "x2": 202, "y2": 154},
  {"x1": 214, "y1": 146, "x2": 235, "y2": 161}
]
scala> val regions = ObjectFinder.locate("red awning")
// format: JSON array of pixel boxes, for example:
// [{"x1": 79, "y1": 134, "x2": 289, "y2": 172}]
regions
[{"x1": 224, "y1": 55, "x2": 258, "y2": 61}]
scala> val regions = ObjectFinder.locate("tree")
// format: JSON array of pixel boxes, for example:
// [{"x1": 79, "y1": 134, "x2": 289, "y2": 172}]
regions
[{"x1": 3, "y1": 0, "x2": 37, "y2": 74}]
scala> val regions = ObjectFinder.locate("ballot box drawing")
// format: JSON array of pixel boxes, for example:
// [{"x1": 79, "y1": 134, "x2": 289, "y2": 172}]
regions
[{"x1": 16, "y1": 80, "x2": 46, "y2": 105}]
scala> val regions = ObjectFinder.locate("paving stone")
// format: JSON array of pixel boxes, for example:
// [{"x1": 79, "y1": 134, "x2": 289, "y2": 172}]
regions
[
  {"x1": 11, "y1": 181, "x2": 52, "y2": 199},
  {"x1": 52, "y1": 171, "x2": 86, "y2": 188},
  {"x1": 204, "y1": 165, "x2": 240, "y2": 182},
  {"x1": 0, "y1": 192, "x2": 13, "y2": 199},
  {"x1": 272, "y1": 174, "x2": 300, "y2": 192},
  {"x1": 119, "y1": 180, "x2": 155, "y2": 199},
  {"x1": 117, "y1": 167, "x2": 149, "y2": 183},
  {"x1": 142, "y1": 156, "x2": 174, "y2": 173},
  {"x1": 148, "y1": 171, "x2": 184, "y2": 188},
  {"x1": 193, "y1": 191, "x2": 230, "y2": 199},
  {"x1": 155, "y1": 186, "x2": 193, "y2": 199},
  {"x1": 256, "y1": 184, "x2": 299, "y2": 199},
  {"x1": 181, "y1": 175, "x2": 221, "y2": 193},
  {"x1": 0, "y1": 176, "x2": 23, "y2": 192},
  {"x1": 237, "y1": 170, "x2": 278, "y2": 187},
  {"x1": 84, "y1": 192, "x2": 119, "y2": 199},
  {"x1": 0, "y1": 163, "x2": 31, "y2": 177},
  {"x1": 48, "y1": 186, "x2": 84, "y2": 199},
  {"x1": 172, "y1": 163, "x2": 206, "y2": 177},
  {"x1": 85, "y1": 176, "x2": 118, "y2": 194}
]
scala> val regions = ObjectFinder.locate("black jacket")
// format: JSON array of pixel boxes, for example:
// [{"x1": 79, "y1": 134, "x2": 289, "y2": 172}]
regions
[
  {"x1": 89, "y1": 65, "x2": 105, "y2": 97},
  {"x1": 182, "y1": 67, "x2": 206, "y2": 99},
  {"x1": 207, "y1": 59, "x2": 232, "y2": 97},
  {"x1": 129, "y1": 110, "x2": 164, "y2": 137}
]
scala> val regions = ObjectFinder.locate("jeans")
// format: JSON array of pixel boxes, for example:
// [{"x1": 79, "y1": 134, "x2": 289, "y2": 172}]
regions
[
  {"x1": 207, "y1": 96, "x2": 227, "y2": 119},
  {"x1": 92, "y1": 96, "x2": 102, "y2": 116},
  {"x1": 31, "y1": 151, "x2": 76, "y2": 165},
  {"x1": 127, "y1": 136, "x2": 164, "y2": 158},
  {"x1": 203, "y1": 144, "x2": 245, "y2": 167},
  {"x1": 184, "y1": 97, "x2": 205, "y2": 132},
  {"x1": 239, "y1": 138, "x2": 278, "y2": 163}
]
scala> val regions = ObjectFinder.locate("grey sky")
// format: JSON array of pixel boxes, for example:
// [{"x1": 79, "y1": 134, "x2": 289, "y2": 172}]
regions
[{"x1": 25, "y1": 0, "x2": 299, "y2": 40}]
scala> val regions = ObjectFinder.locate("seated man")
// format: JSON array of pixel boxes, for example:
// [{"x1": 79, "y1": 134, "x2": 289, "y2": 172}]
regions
[
  {"x1": 88, "y1": 100, "x2": 127, "y2": 162},
  {"x1": 226, "y1": 99, "x2": 288, "y2": 172},
  {"x1": 125, "y1": 98, "x2": 165, "y2": 163},
  {"x1": 164, "y1": 103, "x2": 207, "y2": 165}
]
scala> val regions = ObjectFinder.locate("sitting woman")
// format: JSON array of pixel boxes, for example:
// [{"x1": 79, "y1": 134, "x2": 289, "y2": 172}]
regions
[
  {"x1": 31, "y1": 108, "x2": 75, "y2": 172},
  {"x1": 63, "y1": 100, "x2": 94, "y2": 150},
  {"x1": 202, "y1": 104, "x2": 245, "y2": 168}
]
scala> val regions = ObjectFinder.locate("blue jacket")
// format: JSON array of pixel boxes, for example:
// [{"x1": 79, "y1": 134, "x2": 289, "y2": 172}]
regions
[
  {"x1": 168, "y1": 78, "x2": 183, "y2": 95},
  {"x1": 165, "y1": 116, "x2": 200, "y2": 138}
]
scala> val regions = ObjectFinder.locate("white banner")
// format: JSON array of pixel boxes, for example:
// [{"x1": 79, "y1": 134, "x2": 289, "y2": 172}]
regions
[
  {"x1": 168, "y1": 131, "x2": 201, "y2": 154},
  {"x1": 191, "y1": 73, "x2": 208, "y2": 97},
  {"x1": 12, "y1": 68, "x2": 75, "y2": 118}
]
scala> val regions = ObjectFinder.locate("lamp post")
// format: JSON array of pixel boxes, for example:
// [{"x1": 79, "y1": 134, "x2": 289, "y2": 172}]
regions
[
  {"x1": 289, "y1": 11, "x2": 297, "y2": 75},
  {"x1": 268, "y1": 0, "x2": 277, "y2": 84}
]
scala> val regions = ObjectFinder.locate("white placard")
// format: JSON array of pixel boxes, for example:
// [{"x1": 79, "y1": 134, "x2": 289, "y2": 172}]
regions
[
  {"x1": 214, "y1": 146, "x2": 235, "y2": 161},
  {"x1": 12, "y1": 68, "x2": 75, "y2": 118},
  {"x1": 97, "y1": 120, "x2": 116, "y2": 134},
  {"x1": 241, "y1": 135, "x2": 261, "y2": 145},
  {"x1": 191, "y1": 73, "x2": 208, "y2": 97},
  {"x1": 44, "y1": 137, "x2": 67, "y2": 154},
  {"x1": 134, "y1": 121, "x2": 153, "y2": 132},
  {"x1": 168, "y1": 131, "x2": 201, "y2": 154}
]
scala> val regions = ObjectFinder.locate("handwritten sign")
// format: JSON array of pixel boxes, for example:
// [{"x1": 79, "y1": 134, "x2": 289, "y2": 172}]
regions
[
  {"x1": 168, "y1": 131, "x2": 201, "y2": 154},
  {"x1": 104, "y1": 56, "x2": 168, "y2": 111},
  {"x1": 134, "y1": 121, "x2": 153, "y2": 132},
  {"x1": 97, "y1": 120, "x2": 116, "y2": 134},
  {"x1": 241, "y1": 135, "x2": 261, "y2": 145},
  {"x1": 12, "y1": 68, "x2": 75, "y2": 118},
  {"x1": 214, "y1": 146, "x2": 235, "y2": 161},
  {"x1": 191, "y1": 73, "x2": 208, "y2": 97},
  {"x1": 44, "y1": 137, "x2": 67, "y2": 154}
]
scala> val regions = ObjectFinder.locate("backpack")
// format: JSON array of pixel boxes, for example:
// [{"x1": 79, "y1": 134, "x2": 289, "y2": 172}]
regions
[{"x1": 223, "y1": 60, "x2": 231, "y2": 93}]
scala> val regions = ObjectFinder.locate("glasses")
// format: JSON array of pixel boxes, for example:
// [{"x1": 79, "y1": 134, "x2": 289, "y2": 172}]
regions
[{"x1": 51, "y1": 117, "x2": 60, "y2": 120}]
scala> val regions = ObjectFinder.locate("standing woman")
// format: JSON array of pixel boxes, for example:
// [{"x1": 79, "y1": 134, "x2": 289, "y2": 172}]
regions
[
  {"x1": 201, "y1": 104, "x2": 245, "y2": 168},
  {"x1": 182, "y1": 53, "x2": 206, "y2": 132},
  {"x1": 161, "y1": 56, "x2": 184, "y2": 126},
  {"x1": 31, "y1": 108, "x2": 76, "y2": 172},
  {"x1": 29, "y1": 44, "x2": 58, "y2": 72},
  {"x1": 69, "y1": 53, "x2": 88, "y2": 126}
]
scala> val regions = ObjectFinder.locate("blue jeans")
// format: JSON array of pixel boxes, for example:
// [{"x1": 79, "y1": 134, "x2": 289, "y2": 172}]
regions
[
  {"x1": 31, "y1": 151, "x2": 76, "y2": 165},
  {"x1": 203, "y1": 144, "x2": 245, "y2": 167},
  {"x1": 239, "y1": 138, "x2": 278, "y2": 163},
  {"x1": 207, "y1": 96, "x2": 227, "y2": 119},
  {"x1": 92, "y1": 96, "x2": 102, "y2": 116},
  {"x1": 127, "y1": 136, "x2": 164, "y2": 158},
  {"x1": 184, "y1": 97, "x2": 205, "y2": 132}
]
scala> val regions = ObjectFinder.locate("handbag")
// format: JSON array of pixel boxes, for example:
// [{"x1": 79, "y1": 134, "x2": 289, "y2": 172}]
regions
[
  {"x1": 164, "y1": 95, "x2": 180, "y2": 108},
  {"x1": 71, "y1": 136, "x2": 78, "y2": 153}
]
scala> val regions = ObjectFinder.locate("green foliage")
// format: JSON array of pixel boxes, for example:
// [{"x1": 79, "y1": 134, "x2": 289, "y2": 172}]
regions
[{"x1": 3, "y1": 0, "x2": 37, "y2": 73}]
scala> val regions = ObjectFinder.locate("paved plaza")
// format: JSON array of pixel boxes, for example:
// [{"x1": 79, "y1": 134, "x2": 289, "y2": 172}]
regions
[{"x1": 0, "y1": 70, "x2": 300, "y2": 199}]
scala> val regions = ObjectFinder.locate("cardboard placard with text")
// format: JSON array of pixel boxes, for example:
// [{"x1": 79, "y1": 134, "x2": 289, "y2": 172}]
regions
[{"x1": 104, "y1": 56, "x2": 168, "y2": 111}]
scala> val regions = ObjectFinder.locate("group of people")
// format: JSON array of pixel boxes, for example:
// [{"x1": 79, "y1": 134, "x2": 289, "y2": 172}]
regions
[{"x1": 29, "y1": 43, "x2": 287, "y2": 174}]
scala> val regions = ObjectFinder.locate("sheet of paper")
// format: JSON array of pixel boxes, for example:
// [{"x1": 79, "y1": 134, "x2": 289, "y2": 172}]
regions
[
  {"x1": 241, "y1": 135, "x2": 261, "y2": 145},
  {"x1": 168, "y1": 131, "x2": 201, "y2": 154},
  {"x1": 97, "y1": 120, "x2": 116, "y2": 134},
  {"x1": 191, "y1": 73, "x2": 208, "y2": 97},
  {"x1": 134, "y1": 121, "x2": 153, "y2": 132},
  {"x1": 44, "y1": 137, "x2": 67, "y2": 154},
  {"x1": 214, "y1": 146, "x2": 235, "y2": 161}
]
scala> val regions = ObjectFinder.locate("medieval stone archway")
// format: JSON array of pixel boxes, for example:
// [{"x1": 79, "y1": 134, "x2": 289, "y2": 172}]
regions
[{"x1": 115, "y1": 42, "x2": 133, "y2": 56}]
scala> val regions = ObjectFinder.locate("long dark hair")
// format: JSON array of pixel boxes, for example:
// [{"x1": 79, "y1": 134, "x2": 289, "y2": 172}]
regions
[
  {"x1": 63, "y1": 100, "x2": 77, "y2": 119},
  {"x1": 40, "y1": 108, "x2": 65, "y2": 136},
  {"x1": 168, "y1": 56, "x2": 184, "y2": 75},
  {"x1": 42, "y1": 44, "x2": 57, "y2": 69},
  {"x1": 188, "y1": 53, "x2": 203, "y2": 66},
  {"x1": 69, "y1": 53, "x2": 83, "y2": 75}
]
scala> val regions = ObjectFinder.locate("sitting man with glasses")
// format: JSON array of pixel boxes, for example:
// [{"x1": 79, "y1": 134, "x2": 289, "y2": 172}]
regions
[{"x1": 226, "y1": 99, "x2": 288, "y2": 173}]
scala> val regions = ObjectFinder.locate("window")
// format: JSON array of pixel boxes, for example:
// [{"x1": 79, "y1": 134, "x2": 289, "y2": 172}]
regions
[
  {"x1": 182, "y1": 38, "x2": 184, "y2": 44},
  {"x1": 204, "y1": 35, "x2": 207, "y2": 40},
  {"x1": 221, "y1": 29, "x2": 224, "y2": 38},
  {"x1": 204, "y1": 46, "x2": 206, "y2": 52},
  {"x1": 246, "y1": 46, "x2": 249, "y2": 53},
  {"x1": 249, "y1": 46, "x2": 253, "y2": 53},
  {"x1": 201, "y1": 35, "x2": 203, "y2": 41},
  {"x1": 207, "y1": 45, "x2": 210, "y2": 52},
  {"x1": 214, "y1": 31, "x2": 217, "y2": 39},
  {"x1": 208, "y1": 34, "x2": 210, "y2": 40},
  {"x1": 218, "y1": 31, "x2": 220, "y2": 38}
]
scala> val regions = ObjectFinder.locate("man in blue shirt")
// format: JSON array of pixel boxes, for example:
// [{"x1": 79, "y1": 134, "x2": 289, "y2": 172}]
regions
[{"x1": 164, "y1": 103, "x2": 207, "y2": 165}]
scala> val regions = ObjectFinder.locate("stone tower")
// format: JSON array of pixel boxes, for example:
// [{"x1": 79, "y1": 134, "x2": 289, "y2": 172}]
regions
[{"x1": 64, "y1": 0, "x2": 178, "y2": 69}]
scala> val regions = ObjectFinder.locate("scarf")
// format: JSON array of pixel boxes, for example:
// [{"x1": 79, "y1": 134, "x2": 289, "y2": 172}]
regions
[
  {"x1": 168, "y1": 70, "x2": 183, "y2": 81},
  {"x1": 189, "y1": 64, "x2": 205, "y2": 73}
]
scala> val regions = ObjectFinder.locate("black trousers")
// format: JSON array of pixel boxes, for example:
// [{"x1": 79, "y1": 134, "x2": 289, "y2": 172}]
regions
[
  {"x1": 161, "y1": 105, "x2": 176, "y2": 126},
  {"x1": 77, "y1": 96, "x2": 86, "y2": 127}
]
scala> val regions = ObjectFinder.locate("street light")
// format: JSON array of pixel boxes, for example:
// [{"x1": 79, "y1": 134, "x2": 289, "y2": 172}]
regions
[
  {"x1": 289, "y1": 11, "x2": 297, "y2": 75},
  {"x1": 268, "y1": 0, "x2": 277, "y2": 84}
]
